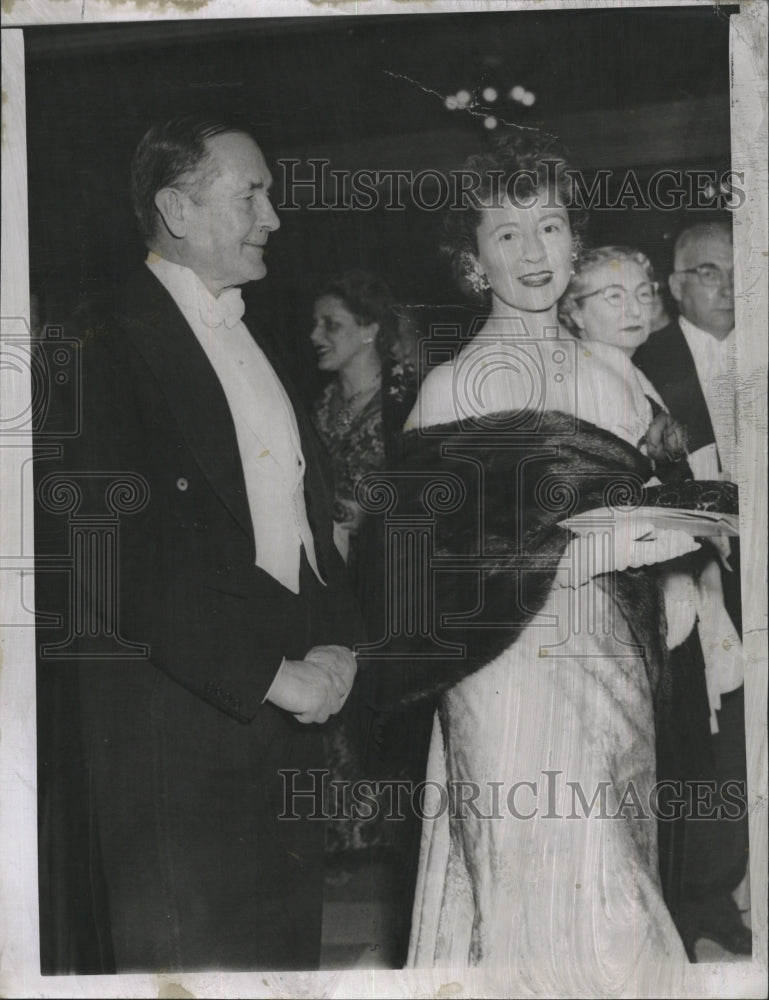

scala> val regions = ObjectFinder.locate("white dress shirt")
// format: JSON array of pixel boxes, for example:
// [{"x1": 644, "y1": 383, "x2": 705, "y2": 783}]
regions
[
  {"x1": 146, "y1": 254, "x2": 323, "y2": 595},
  {"x1": 677, "y1": 317, "x2": 741, "y2": 720},
  {"x1": 679, "y1": 315, "x2": 737, "y2": 481}
]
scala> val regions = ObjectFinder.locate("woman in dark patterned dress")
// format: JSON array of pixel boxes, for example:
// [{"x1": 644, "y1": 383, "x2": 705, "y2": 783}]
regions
[
  {"x1": 310, "y1": 271, "x2": 416, "y2": 578},
  {"x1": 310, "y1": 273, "x2": 430, "y2": 947}
]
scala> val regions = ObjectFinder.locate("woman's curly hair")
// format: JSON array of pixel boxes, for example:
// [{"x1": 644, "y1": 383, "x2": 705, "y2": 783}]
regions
[
  {"x1": 559, "y1": 245, "x2": 656, "y2": 335},
  {"x1": 316, "y1": 270, "x2": 400, "y2": 359},
  {"x1": 441, "y1": 129, "x2": 588, "y2": 302}
]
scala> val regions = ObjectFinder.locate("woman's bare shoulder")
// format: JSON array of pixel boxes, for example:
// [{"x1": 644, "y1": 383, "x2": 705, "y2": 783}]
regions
[{"x1": 404, "y1": 358, "x2": 461, "y2": 430}]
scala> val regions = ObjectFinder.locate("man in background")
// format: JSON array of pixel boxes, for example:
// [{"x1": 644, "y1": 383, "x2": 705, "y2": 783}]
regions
[
  {"x1": 634, "y1": 220, "x2": 750, "y2": 960},
  {"x1": 635, "y1": 221, "x2": 736, "y2": 481}
]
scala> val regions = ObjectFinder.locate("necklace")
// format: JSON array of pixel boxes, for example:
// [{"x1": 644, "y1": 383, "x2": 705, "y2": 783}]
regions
[{"x1": 338, "y1": 372, "x2": 381, "y2": 429}]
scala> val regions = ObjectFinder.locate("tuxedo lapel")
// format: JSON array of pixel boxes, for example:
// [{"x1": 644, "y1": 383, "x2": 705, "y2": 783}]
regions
[
  {"x1": 634, "y1": 321, "x2": 716, "y2": 456},
  {"x1": 117, "y1": 267, "x2": 254, "y2": 542}
]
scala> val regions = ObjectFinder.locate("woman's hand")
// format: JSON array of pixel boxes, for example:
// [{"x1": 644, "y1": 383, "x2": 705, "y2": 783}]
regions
[
  {"x1": 333, "y1": 496, "x2": 363, "y2": 528},
  {"x1": 641, "y1": 411, "x2": 688, "y2": 463},
  {"x1": 332, "y1": 499, "x2": 364, "y2": 563},
  {"x1": 561, "y1": 525, "x2": 701, "y2": 588}
]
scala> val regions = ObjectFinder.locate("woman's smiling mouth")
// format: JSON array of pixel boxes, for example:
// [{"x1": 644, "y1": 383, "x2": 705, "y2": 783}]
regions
[{"x1": 518, "y1": 271, "x2": 553, "y2": 287}]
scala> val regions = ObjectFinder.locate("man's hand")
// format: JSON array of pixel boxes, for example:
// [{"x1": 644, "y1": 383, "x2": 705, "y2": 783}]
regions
[
  {"x1": 264, "y1": 647, "x2": 357, "y2": 724},
  {"x1": 304, "y1": 645, "x2": 357, "y2": 698}
]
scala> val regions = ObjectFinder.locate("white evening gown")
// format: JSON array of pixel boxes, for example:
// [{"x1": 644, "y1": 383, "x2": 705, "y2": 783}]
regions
[{"x1": 406, "y1": 333, "x2": 689, "y2": 988}]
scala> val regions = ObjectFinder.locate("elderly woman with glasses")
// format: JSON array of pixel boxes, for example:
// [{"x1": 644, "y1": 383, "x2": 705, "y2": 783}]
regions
[
  {"x1": 558, "y1": 245, "x2": 686, "y2": 460},
  {"x1": 561, "y1": 244, "x2": 659, "y2": 348}
]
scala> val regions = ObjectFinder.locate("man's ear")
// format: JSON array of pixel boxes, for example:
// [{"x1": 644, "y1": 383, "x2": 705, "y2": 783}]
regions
[
  {"x1": 668, "y1": 271, "x2": 684, "y2": 306},
  {"x1": 154, "y1": 187, "x2": 188, "y2": 239}
]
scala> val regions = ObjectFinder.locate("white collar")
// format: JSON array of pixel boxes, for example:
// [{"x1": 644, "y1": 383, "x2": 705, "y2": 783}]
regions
[
  {"x1": 679, "y1": 315, "x2": 734, "y2": 355},
  {"x1": 146, "y1": 253, "x2": 245, "y2": 329}
]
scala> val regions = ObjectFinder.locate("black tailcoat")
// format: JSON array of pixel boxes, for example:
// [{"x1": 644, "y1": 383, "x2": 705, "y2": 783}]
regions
[
  {"x1": 633, "y1": 317, "x2": 747, "y2": 929},
  {"x1": 35, "y1": 266, "x2": 362, "y2": 973},
  {"x1": 633, "y1": 319, "x2": 717, "y2": 459}
]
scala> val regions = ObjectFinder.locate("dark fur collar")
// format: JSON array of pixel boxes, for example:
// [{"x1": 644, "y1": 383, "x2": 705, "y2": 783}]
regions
[{"x1": 362, "y1": 410, "x2": 671, "y2": 725}]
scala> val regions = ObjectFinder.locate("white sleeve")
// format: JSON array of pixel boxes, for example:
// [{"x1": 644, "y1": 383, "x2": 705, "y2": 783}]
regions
[{"x1": 660, "y1": 568, "x2": 698, "y2": 650}]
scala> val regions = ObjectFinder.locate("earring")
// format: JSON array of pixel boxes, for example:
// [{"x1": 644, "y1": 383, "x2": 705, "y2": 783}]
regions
[
  {"x1": 361, "y1": 334, "x2": 375, "y2": 345},
  {"x1": 460, "y1": 252, "x2": 490, "y2": 295},
  {"x1": 570, "y1": 238, "x2": 583, "y2": 269}
]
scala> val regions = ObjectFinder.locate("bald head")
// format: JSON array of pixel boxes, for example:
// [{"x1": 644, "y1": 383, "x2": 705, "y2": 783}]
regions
[{"x1": 669, "y1": 221, "x2": 734, "y2": 339}]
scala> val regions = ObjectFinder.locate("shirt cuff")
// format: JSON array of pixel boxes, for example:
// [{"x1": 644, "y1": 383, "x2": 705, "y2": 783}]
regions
[{"x1": 262, "y1": 656, "x2": 287, "y2": 705}]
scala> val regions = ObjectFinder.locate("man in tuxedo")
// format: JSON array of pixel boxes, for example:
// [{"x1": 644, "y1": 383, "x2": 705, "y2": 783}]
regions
[
  {"x1": 633, "y1": 221, "x2": 749, "y2": 959},
  {"x1": 635, "y1": 221, "x2": 737, "y2": 481},
  {"x1": 35, "y1": 117, "x2": 361, "y2": 973}
]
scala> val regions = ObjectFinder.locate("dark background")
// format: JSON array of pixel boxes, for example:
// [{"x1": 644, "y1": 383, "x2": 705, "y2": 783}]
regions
[{"x1": 24, "y1": 5, "x2": 736, "y2": 401}]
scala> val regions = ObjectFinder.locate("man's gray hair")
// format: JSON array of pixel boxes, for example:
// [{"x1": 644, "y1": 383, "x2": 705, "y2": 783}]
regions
[
  {"x1": 673, "y1": 220, "x2": 732, "y2": 267},
  {"x1": 130, "y1": 115, "x2": 251, "y2": 244}
]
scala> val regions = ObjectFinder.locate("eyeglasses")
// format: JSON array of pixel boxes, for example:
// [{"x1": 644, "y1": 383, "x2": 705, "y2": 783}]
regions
[
  {"x1": 673, "y1": 264, "x2": 733, "y2": 287},
  {"x1": 574, "y1": 281, "x2": 659, "y2": 309}
]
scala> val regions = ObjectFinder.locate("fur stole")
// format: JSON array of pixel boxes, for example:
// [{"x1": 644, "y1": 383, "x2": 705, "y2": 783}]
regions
[{"x1": 360, "y1": 410, "x2": 673, "y2": 731}]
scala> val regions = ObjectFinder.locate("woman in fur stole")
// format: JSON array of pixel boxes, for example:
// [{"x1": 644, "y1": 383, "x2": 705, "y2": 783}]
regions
[{"x1": 396, "y1": 133, "x2": 697, "y2": 988}]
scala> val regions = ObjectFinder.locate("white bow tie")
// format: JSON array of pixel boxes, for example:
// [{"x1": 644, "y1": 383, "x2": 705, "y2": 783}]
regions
[{"x1": 199, "y1": 287, "x2": 246, "y2": 330}]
